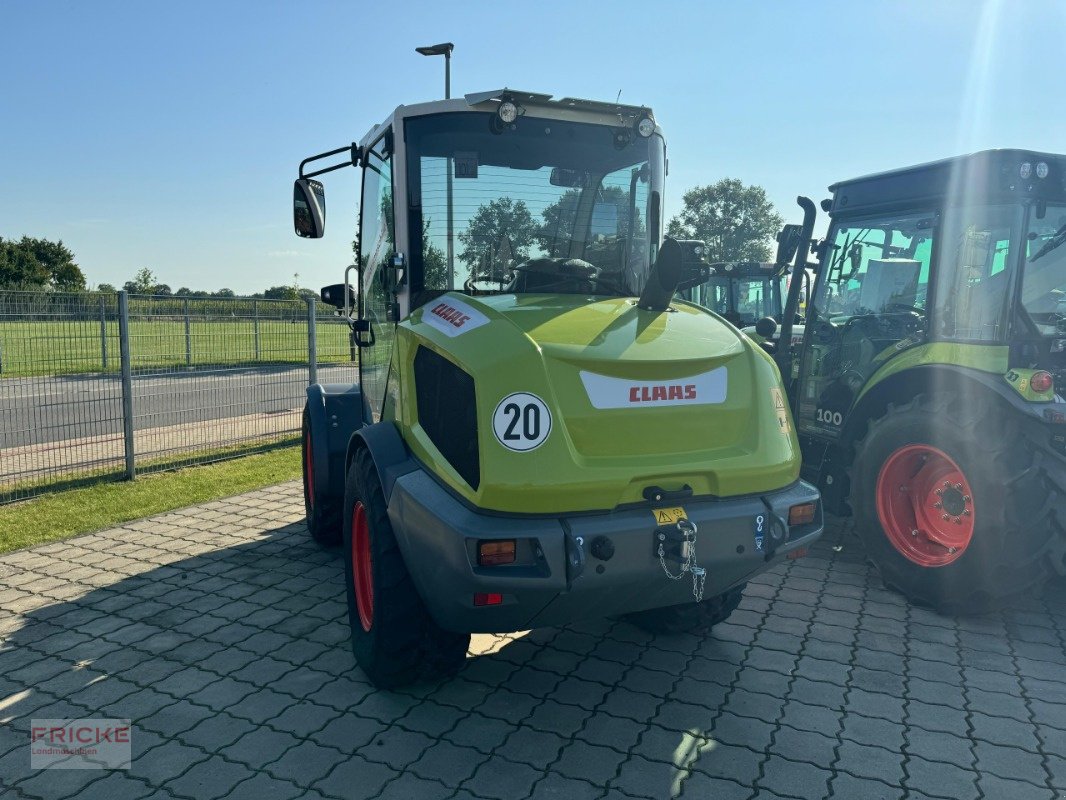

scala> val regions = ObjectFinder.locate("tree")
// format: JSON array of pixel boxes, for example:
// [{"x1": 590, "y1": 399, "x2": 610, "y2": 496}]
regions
[
  {"x1": 537, "y1": 186, "x2": 640, "y2": 256},
  {"x1": 264, "y1": 285, "x2": 299, "y2": 300},
  {"x1": 126, "y1": 267, "x2": 157, "y2": 294},
  {"x1": 97, "y1": 283, "x2": 117, "y2": 293},
  {"x1": 667, "y1": 179, "x2": 783, "y2": 262},
  {"x1": 457, "y1": 197, "x2": 537, "y2": 278},
  {"x1": 152, "y1": 283, "x2": 172, "y2": 296},
  {"x1": 213, "y1": 288, "x2": 235, "y2": 298},
  {"x1": 0, "y1": 236, "x2": 85, "y2": 289}
]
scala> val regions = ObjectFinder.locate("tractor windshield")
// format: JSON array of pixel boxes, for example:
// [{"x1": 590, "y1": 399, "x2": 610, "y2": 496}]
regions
[
  {"x1": 404, "y1": 112, "x2": 664, "y2": 300},
  {"x1": 695, "y1": 275, "x2": 780, "y2": 327},
  {"x1": 1022, "y1": 203, "x2": 1066, "y2": 335}
]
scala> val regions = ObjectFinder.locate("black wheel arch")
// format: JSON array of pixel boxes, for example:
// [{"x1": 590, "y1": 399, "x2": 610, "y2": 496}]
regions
[
  {"x1": 821, "y1": 364, "x2": 1046, "y2": 510},
  {"x1": 345, "y1": 420, "x2": 418, "y2": 506}
]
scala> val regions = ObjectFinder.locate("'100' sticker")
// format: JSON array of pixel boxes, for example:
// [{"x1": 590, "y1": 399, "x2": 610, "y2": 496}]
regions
[{"x1": 492, "y1": 393, "x2": 552, "y2": 452}]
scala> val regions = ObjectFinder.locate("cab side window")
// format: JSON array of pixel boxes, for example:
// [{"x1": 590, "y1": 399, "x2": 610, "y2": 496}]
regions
[
  {"x1": 359, "y1": 135, "x2": 395, "y2": 421},
  {"x1": 799, "y1": 213, "x2": 934, "y2": 434}
]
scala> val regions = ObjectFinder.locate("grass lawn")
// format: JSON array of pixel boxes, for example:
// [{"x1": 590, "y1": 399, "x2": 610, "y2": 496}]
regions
[
  {"x1": 0, "y1": 318, "x2": 356, "y2": 377},
  {"x1": 0, "y1": 445, "x2": 302, "y2": 554}
]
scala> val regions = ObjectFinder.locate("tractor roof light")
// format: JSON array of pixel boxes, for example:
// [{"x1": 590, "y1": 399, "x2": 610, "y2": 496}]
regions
[
  {"x1": 497, "y1": 100, "x2": 519, "y2": 124},
  {"x1": 1020, "y1": 162, "x2": 1033, "y2": 180},
  {"x1": 1032, "y1": 371, "x2": 1054, "y2": 394},
  {"x1": 635, "y1": 114, "x2": 655, "y2": 138},
  {"x1": 1037, "y1": 162, "x2": 1050, "y2": 179}
]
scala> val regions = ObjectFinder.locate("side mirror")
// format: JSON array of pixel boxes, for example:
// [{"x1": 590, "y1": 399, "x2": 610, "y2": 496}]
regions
[
  {"x1": 755, "y1": 316, "x2": 778, "y2": 338},
  {"x1": 675, "y1": 239, "x2": 713, "y2": 291},
  {"x1": 320, "y1": 283, "x2": 355, "y2": 309},
  {"x1": 294, "y1": 178, "x2": 326, "y2": 238},
  {"x1": 775, "y1": 224, "x2": 802, "y2": 265}
]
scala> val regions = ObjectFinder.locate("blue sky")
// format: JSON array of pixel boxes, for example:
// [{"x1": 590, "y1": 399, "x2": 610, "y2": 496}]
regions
[{"x1": 3, "y1": 0, "x2": 1064, "y2": 295}]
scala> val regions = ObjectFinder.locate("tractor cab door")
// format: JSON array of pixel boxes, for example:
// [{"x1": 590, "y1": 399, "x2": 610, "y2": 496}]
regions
[
  {"x1": 796, "y1": 212, "x2": 936, "y2": 438},
  {"x1": 357, "y1": 129, "x2": 398, "y2": 424}
]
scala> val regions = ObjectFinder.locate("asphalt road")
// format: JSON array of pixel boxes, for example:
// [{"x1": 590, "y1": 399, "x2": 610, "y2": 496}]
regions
[{"x1": 0, "y1": 363, "x2": 359, "y2": 449}]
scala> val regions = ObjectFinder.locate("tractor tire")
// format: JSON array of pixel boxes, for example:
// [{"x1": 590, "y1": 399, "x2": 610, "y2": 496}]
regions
[
  {"x1": 623, "y1": 584, "x2": 745, "y2": 634},
  {"x1": 302, "y1": 409, "x2": 341, "y2": 546},
  {"x1": 850, "y1": 393, "x2": 1066, "y2": 615},
  {"x1": 342, "y1": 447, "x2": 470, "y2": 688}
]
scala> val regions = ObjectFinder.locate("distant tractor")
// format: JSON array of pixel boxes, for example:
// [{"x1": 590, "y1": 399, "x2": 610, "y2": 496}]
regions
[
  {"x1": 769, "y1": 150, "x2": 1066, "y2": 613},
  {"x1": 292, "y1": 88, "x2": 822, "y2": 687}
]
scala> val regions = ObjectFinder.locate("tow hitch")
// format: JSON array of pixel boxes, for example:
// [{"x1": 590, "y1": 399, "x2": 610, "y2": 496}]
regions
[{"x1": 655, "y1": 519, "x2": 707, "y2": 602}]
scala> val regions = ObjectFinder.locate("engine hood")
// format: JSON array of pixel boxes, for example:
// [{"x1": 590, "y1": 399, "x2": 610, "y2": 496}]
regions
[{"x1": 396, "y1": 293, "x2": 800, "y2": 513}]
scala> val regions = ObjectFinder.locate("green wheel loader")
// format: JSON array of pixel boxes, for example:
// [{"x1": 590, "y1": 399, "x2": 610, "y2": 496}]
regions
[
  {"x1": 767, "y1": 150, "x2": 1066, "y2": 614},
  {"x1": 293, "y1": 89, "x2": 822, "y2": 688}
]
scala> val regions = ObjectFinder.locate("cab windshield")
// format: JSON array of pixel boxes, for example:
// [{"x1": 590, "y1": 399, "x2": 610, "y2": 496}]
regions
[
  {"x1": 404, "y1": 112, "x2": 664, "y2": 299},
  {"x1": 695, "y1": 275, "x2": 780, "y2": 326},
  {"x1": 1023, "y1": 202, "x2": 1066, "y2": 336}
]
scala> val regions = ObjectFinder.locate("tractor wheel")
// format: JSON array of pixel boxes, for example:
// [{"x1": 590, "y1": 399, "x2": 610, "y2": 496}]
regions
[
  {"x1": 851, "y1": 393, "x2": 1066, "y2": 615},
  {"x1": 302, "y1": 409, "x2": 341, "y2": 546},
  {"x1": 342, "y1": 447, "x2": 470, "y2": 688},
  {"x1": 623, "y1": 584, "x2": 745, "y2": 634}
]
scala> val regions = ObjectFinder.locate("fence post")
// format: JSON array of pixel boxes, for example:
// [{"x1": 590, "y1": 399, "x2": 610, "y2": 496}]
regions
[
  {"x1": 99, "y1": 294, "x2": 108, "y2": 370},
  {"x1": 118, "y1": 291, "x2": 136, "y2": 481},
  {"x1": 307, "y1": 297, "x2": 318, "y2": 386},
  {"x1": 254, "y1": 300, "x2": 260, "y2": 361},
  {"x1": 184, "y1": 298, "x2": 192, "y2": 367}
]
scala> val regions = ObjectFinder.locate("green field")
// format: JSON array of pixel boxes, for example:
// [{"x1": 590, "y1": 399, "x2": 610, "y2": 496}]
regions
[{"x1": 0, "y1": 318, "x2": 358, "y2": 377}]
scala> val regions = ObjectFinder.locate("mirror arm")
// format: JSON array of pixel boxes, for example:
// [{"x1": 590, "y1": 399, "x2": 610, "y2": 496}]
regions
[{"x1": 300, "y1": 143, "x2": 362, "y2": 179}]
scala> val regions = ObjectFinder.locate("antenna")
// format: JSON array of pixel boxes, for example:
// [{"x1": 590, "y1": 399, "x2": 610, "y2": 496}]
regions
[{"x1": 616, "y1": 89, "x2": 622, "y2": 103}]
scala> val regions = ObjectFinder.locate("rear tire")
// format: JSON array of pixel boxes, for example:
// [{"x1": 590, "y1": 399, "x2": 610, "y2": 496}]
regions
[
  {"x1": 623, "y1": 584, "x2": 745, "y2": 634},
  {"x1": 343, "y1": 447, "x2": 470, "y2": 689},
  {"x1": 302, "y1": 409, "x2": 341, "y2": 546},
  {"x1": 851, "y1": 393, "x2": 1066, "y2": 615}
]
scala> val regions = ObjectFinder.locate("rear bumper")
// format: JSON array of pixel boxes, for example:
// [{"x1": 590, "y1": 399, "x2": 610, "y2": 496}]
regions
[{"x1": 388, "y1": 470, "x2": 822, "y2": 633}]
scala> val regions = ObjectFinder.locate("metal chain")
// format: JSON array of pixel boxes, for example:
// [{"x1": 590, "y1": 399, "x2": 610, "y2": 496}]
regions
[{"x1": 656, "y1": 519, "x2": 707, "y2": 602}]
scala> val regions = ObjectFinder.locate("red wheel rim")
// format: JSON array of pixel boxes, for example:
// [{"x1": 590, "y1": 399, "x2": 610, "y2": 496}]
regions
[
  {"x1": 352, "y1": 502, "x2": 374, "y2": 631},
  {"x1": 304, "y1": 435, "x2": 314, "y2": 510},
  {"x1": 876, "y1": 444, "x2": 975, "y2": 567}
]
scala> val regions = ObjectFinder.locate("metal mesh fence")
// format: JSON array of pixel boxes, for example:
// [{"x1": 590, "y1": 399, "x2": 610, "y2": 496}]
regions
[{"x1": 0, "y1": 290, "x2": 357, "y2": 503}]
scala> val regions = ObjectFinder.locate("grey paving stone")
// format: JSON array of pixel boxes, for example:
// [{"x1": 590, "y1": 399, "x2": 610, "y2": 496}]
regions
[
  {"x1": 168, "y1": 755, "x2": 254, "y2": 800},
  {"x1": 757, "y1": 755, "x2": 831, "y2": 800},
  {"x1": 554, "y1": 740, "x2": 627, "y2": 785},
  {"x1": 446, "y1": 711, "x2": 520, "y2": 752},
  {"x1": 770, "y1": 725, "x2": 836, "y2": 768},
  {"x1": 461, "y1": 754, "x2": 542, "y2": 800},
  {"x1": 129, "y1": 739, "x2": 210, "y2": 786},
  {"x1": 835, "y1": 740, "x2": 905, "y2": 786},
  {"x1": 357, "y1": 725, "x2": 434, "y2": 771},
  {"x1": 904, "y1": 754, "x2": 979, "y2": 800},
  {"x1": 839, "y1": 713, "x2": 904, "y2": 751},
  {"x1": 970, "y1": 711, "x2": 1041, "y2": 750},
  {"x1": 221, "y1": 772, "x2": 303, "y2": 800},
  {"x1": 533, "y1": 772, "x2": 605, "y2": 800},
  {"x1": 312, "y1": 753, "x2": 396, "y2": 799},
  {"x1": 222, "y1": 726, "x2": 302, "y2": 766},
  {"x1": 409, "y1": 740, "x2": 485, "y2": 787},
  {"x1": 575, "y1": 711, "x2": 644, "y2": 751},
  {"x1": 679, "y1": 773, "x2": 753, "y2": 799},
  {"x1": 973, "y1": 740, "x2": 1047, "y2": 784},
  {"x1": 495, "y1": 726, "x2": 566, "y2": 770},
  {"x1": 264, "y1": 740, "x2": 346, "y2": 788},
  {"x1": 611, "y1": 753, "x2": 687, "y2": 800},
  {"x1": 66, "y1": 772, "x2": 155, "y2": 800},
  {"x1": 975, "y1": 775, "x2": 1055, "y2": 800},
  {"x1": 829, "y1": 773, "x2": 904, "y2": 800},
  {"x1": 903, "y1": 728, "x2": 974, "y2": 770}
]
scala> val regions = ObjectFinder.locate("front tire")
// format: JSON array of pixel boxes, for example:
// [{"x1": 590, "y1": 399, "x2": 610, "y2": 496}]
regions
[
  {"x1": 623, "y1": 584, "x2": 745, "y2": 634},
  {"x1": 343, "y1": 448, "x2": 469, "y2": 688},
  {"x1": 302, "y1": 409, "x2": 341, "y2": 545},
  {"x1": 851, "y1": 393, "x2": 1066, "y2": 615}
]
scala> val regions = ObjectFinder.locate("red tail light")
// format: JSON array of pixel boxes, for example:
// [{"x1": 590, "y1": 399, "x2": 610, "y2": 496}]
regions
[
  {"x1": 473, "y1": 593, "x2": 503, "y2": 606},
  {"x1": 1032, "y1": 371, "x2": 1054, "y2": 394}
]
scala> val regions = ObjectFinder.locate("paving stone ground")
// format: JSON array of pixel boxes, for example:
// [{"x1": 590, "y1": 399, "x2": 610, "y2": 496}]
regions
[{"x1": 2, "y1": 481, "x2": 1066, "y2": 799}]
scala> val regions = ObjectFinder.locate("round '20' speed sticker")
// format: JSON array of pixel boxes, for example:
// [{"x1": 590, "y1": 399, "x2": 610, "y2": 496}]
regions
[{"x1": 492, "y1": 392, "x2": 552, "y2": 452}]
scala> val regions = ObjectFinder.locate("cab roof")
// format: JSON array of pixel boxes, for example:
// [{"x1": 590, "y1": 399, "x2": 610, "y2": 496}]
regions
[{"x1": 827, "y1": 148, "x2": 1066, "y2": 217}]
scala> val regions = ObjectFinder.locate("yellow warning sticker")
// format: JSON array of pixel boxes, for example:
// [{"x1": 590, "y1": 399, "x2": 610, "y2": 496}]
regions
[
  {"x1": 653, "y1": 507, "x2": 687, "y2": 524},
  {"x1": 771, "y1": 387, "x2": 791, "y2": 435}
]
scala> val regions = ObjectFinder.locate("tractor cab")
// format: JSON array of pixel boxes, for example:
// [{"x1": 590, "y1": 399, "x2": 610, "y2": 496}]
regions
[{"x1": 771, "y1": 150, "x2": 1066, "y2": 613}]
